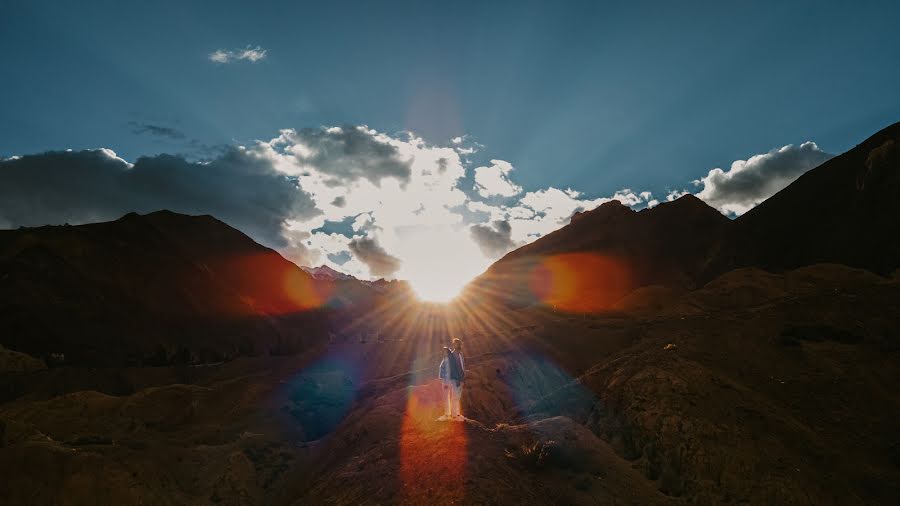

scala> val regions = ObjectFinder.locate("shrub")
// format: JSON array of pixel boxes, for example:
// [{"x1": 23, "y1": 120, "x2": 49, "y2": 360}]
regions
[{"x1": 505, "y1": 439, "x2": 563, "y2": 471}]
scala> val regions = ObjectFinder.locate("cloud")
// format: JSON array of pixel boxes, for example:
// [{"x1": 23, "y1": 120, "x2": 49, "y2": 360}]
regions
[
  {"x1": 128, "y1": 122, "x2": 186, "y2": 140},
  {"x1": 473, "y1": 159, "x2": 522, "y2": 197},
  {"x1": 348, "y1": 236, "x2": 401, "y2": 277},
  {"x1": 209, "y1": 45, "x2": 267, "y2": 64},
  {"x1": 470, "y1": 220, "x2": 517, "y2": 258},
  {"x1": 280, "y1": 230, "x2": 320, "y2": 267},
  {"x1": 263, "y1": 126, "x2": 473, "y2": 279},
  {"x1": 693, "y1": 141, "x2": 833, "y2": 216},
  {"x1": 498, "y1": 187, "x2": 653, "y2": 243},
  {"x1": 0, "y1": 124, "x2": 665, "y2": 285},
  {"x1": 666, "y1": 189, "x2": 689, "y2": 202},
  {"x1": 0, "y1": 147, "x2": 318, "y2": 246},
  {"x1": 271, "y1": 126, "x2": 413, "y2": 185}
]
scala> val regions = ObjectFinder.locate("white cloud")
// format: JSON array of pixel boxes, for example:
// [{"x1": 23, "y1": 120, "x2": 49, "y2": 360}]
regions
[
  {"x1": 209, "y1": 45, "x2": 268, "y2": 64},
  {"x1": 242, "y1": 126, "x2": 660, "y2": 285},
  {"x1": 666, "y1": 189, "x2": 689, "y2": 202},
  {"x1": 252, "y1": 126, "x2": 483, "y2": 282},
  {"x1": 0, "y1": 123, "x2": 706, "y2": 292},
  {"x1": 473, "y1": 159, "x2": 522, "y2": 198},
  {"x1": 693, "y1": 141, "x2": 833, "y2": 216},
  {"x1": 471, "y1": 187, "x2": 655, "y2": 244}
]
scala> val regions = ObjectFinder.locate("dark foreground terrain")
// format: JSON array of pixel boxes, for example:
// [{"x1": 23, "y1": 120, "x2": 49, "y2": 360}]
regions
[
  {"x1": 1, "y1": 123, "x2": 899, "y2": 504},
  {"x1": 1, "y1": 263, "x2": 898, "y2": 505}
]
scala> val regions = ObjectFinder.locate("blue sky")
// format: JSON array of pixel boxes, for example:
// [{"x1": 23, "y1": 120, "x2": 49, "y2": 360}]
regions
[
  {"x1": 1, "y1": 0, "x2": 899, "y2": 294},
  {"x1": 4, "y1": 0, "x2": 899, "y2": 190}
]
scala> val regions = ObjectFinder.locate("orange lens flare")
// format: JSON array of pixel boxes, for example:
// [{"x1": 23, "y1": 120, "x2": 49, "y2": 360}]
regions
[
  {"x1": 529, "y1": 253, "x2": 631, "y2": 313},
  {"x1": 399, "y1": 382, "x2": 467, "y2": 504},
  {"x1": 282, "y1": 269, "x2": 332, "y2": 311},
  {"x1": 208, "y1": 253, "x2": 333, "y2": 315}
]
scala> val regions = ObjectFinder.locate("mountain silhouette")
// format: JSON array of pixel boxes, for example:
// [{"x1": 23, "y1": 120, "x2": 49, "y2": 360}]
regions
[
  {"x1": 467, "y1": 195, "x2": 731, "y2": 308},
  {"x1": 0, "y1": 210, "x2": 330, "y2": 366},
  {"x1": 1, "y1": 123, "x2": 899, "y2": 505},
  {"x1": 728, "y1": 121, "x2": 900, "y2": 275},
  {"x1": 469, "y1": 122, "x2": 900, "y2": 309}
]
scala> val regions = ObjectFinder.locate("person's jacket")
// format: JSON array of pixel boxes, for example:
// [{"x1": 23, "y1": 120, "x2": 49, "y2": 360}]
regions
[
  {"x1": 439, "y1": 357, "x2": 451, "y2": 385},
  {"x1": 438, "y1": 351, "x2": 465, "y2": 385}
]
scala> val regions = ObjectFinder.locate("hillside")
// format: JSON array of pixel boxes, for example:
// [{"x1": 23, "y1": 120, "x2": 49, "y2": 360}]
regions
[
  {"x1": 0, "y1": 211, "x2": 330, "y2": 366},
  {"x1": 1, "y1": 263, "x2": 897, "y2": 504},
  {"x1": 1, "y1": 123, "x2": 899, "y2": 505},
  {"x1": 467, "y1": 195, "x2": 731, "y2": 309},
  {"x1": 469, "y1": 122, "x2": 900, "y2": 309},
  {"x1": 730, "y1": 121, "x2": 900, "y2": 274}
]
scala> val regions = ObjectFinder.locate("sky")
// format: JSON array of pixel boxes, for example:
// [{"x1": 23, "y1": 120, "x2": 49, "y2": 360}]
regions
[{"x1": 1, "y1": 0, "x2": 899, "y2": 297}]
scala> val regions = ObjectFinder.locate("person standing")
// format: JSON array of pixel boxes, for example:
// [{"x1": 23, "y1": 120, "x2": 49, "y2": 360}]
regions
[{"x1": 438, "y1": 339, "x2": 466, "y2": 421}]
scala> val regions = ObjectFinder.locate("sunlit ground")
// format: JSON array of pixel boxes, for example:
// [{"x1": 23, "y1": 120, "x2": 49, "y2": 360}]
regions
[
  {"x1": 400, "y1": 383, "x2": 468, "y2": 504},
  {"x1": 276, "y1": 248, "x2": 630, "y2": 502}
]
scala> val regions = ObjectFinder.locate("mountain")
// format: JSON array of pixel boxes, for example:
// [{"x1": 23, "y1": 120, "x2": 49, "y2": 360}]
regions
[
  {"x1": 301, "y1": 264, "x2": 411, "y2": 295},
  {"x1": 729, "y1": 121, "x2": 900, "y2": 275},
  {"x1": 469, "y1": 122, "x2": 900, "y2": 309},
  {"x1": 0, "y1": 211, "x2": 331, "y2": 366},
  {"x1": 467, "y1": 195, "x2": 731, "y2": 309},
  {"x1": 301, "y1": 265, "x2": 358, "y2": 282},
  {"x1": 1, "y1": 123, "x2": 899, "y2": 505}
]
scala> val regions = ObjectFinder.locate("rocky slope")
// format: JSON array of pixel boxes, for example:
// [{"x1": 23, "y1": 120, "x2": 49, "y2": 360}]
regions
[
  {"x1": 469, "y1": 121, "x2": 900, "y2": 309},
  {"x1": 0, "y1": 211, "x2": 331, "y2": 366},
  {"x1": 1, "y1": 122, "x2": 899, "y2": 505},
  {"x1": 468, "y1": 195, "x2": 732, "y2": 308},
  {"x1": 730, "y1": 122, "x2": 900, "y2": 275},
  {"x1": 1, "y1": 263, "x2": 897, "y2": 504}
]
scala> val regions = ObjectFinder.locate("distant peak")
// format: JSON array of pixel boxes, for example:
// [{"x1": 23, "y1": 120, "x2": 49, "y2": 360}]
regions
[
  {"x1": 570, "y1": 199, "x2": 633, "y2": 223},
  {"x1": 672, "y1": 194, "x2": 704, "y2": 205},
  {"x1": 660, "y1": 194, "x2": 722, "y2": 213},
  {"x1": 144, "y1": 209, "x2": 214, "y2": 219},
  {"x1": 300, "y1": 264, "x2": 357, "y2": 281}
]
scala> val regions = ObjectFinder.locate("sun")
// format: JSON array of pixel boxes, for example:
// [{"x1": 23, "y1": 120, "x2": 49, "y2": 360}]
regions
[
  {"x1": 409, "y1": 273, "x2": 468, "y2": 303},
  {"x1": 394, "y1": 226, "x2": 490, "y2": 303}
]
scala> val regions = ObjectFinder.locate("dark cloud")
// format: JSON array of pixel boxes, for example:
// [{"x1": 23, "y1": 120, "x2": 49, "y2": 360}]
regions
[
  {"x1": 0, "y1": 148, "x2": 319, "y2": 247},
  {"x1": 128, "y1": 122, "x2": 186, "y2": 140},
  {"x1": 695, "y1": 141, "x2": 833, "y2": 215},
  {"x1": 283, "y1": 126, "x2": 412, "y2": 185},
  {"x1": 331, "y1": 196, "x2": 346, "y2": 207},
  {"x1": 348, "y1": 236, "x2": 401, "y2": 277},
  {"x1": 470, "y1": 220, "x2": 517, "y2": 258}
]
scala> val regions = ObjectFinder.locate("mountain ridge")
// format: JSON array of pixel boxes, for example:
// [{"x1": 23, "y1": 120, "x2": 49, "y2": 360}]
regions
[
  {"x1": 468, "y1": 121, "x2": 900, "y2": 308},
  {"x1": 0, "y1": 210, "x2": 330, "y2": 366}
]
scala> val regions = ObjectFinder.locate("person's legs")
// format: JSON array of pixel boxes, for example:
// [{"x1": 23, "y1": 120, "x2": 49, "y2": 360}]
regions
[
  {"x1": 445, "y1": 384, "x2": 453, "y2": 417},
  {"x1": 450, "y1": 382, "x2": 462, "y2": 418}
]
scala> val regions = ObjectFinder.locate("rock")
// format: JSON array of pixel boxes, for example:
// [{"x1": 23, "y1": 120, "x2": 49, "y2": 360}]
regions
[{"x1": 0, "y1": 345, "x2": 46, "y2": 373}]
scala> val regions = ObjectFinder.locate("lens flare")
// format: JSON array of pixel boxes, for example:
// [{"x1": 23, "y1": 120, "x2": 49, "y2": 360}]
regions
[
  {"x1": 399, "y1": 382, "x2": 467, "y2": 503},
  {"x1": 208, "y1": 252, "x2": 334, "y2": 314},
  {"x1": 529, "y1": 253, "x2": 631, "y2": 313},
  {"x1": 282, "y1": 268, "x2": 332, "y2": 310}
]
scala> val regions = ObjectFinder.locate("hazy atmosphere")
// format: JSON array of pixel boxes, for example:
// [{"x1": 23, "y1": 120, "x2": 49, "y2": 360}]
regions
[{"x1": 1, "y1": 1, "x2": 899, "y2": 505}]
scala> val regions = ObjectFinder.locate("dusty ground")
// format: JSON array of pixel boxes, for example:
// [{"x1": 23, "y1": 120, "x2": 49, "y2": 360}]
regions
[{"x1": 1, "y1": 264, "x2": 898, "y2": 505}]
